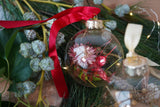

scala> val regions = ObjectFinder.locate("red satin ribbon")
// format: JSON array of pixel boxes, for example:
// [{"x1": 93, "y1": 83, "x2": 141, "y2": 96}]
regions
[{"x1": 0, "y1": 6, "x2": 100, "y2": 98}]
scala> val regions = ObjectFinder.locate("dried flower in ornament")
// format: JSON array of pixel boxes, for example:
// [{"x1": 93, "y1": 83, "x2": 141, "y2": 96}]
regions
[
  {"x1": 39, "y1": 57, "x2": 54, "y2": 71},
  {"x1": 69, "y1": 44, "x2": 97, "y2": 69},
  {"x1": 15, "y1": 81, "x2": 36, "y2": 97},
  {"x1": 105, "y1": 20, "x2": 117, "y2": 30},
  {"x1": 114, "y1": 4, "x2": 130, "y2": 17},
  {"x1": 19, "y1": 42, "x2": 33, "y2": 58},
  {"x1": 24, "y1": 29, "x2": 37, "y2": 41},
  {"x1": 31, "y1": 40, "x2": 46, "y2": 55},
  {"x1": 93, "y1": 0, "x2": 103, "y2": 4},
  {"x1": 46, "y1": 19, "x2": 56, "y2": 28},
  {"x1": 30, "y1": 58, "x2": 41, "y2": 72},
  {"x1": 23, "y1": 12, "x2": 38, "y2": 20},
  {"x1": 56, "y1": 32, "x2": 66, "y2": 48}
]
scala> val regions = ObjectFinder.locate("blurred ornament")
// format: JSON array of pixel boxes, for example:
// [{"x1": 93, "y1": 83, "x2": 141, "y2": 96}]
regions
[
  {"x1": 93, "y1": 0, "x2": 103, "y2": 4},
  {"x1": 122, "y1": 24, "x2": 149, "y2": 84},
  {"x1": 65, "y1": 20, "x2": 123, "y2": 87},
  {"x1": 56, "y1": 32, "x2": 66, "y2": 48},
  {"x1": 115, "y1": 4, "x2": 130, "y2": 17},
  {"x1": 39, "y1": 57, "x2": 54, "y2": 71},
  {"x1": 31, "y1": 40, "x2": 46, "y2": 55},
  {"x1": 23, "y1": 12, "x2": 38, "y2": 20},
  {"x1": 133, "y1": 83, "x2": 160, "y2": 104},
  {"x1": 110, "y1": 76, "x2": 133, "y2": 90},
  {"x1": 30, "y1": 58, "x2": 41, "y2": 72},
  {"x1": 24, "y1": 29, "x2": 37, "y2": 41},
  {"x1": 105, "y1": 20, "x2": 117, "y2": 30}
]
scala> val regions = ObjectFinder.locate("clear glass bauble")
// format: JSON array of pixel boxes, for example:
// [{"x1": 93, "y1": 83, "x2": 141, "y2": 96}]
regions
[{"x1": 65, "y1": 20, "x2": 124, "y2": 87}]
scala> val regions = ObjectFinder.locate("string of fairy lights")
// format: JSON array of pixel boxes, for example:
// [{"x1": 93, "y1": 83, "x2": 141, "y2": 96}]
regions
[{"x1": 130, "y1": 6, "x2": 160, "y2": 52}]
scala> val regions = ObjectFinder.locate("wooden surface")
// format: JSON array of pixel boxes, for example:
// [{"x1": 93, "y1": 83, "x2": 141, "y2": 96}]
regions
[{"x1": 0, "y1": 78, "x2": 62, "y2": 107}]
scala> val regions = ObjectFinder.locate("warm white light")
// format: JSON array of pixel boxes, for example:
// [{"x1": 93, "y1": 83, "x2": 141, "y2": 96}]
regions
[
  {"x1": 157, "y1": 21, "x2": 160, "y2": 26},
  {"x1": 116, "y1": 63, "x2": 120, "y2": 66},
  {"x1": 147, "y1": 35, "x2": 151, "y2": 39},
  {"x1": 63, "y1": 67, "x2": 68, "y2": 70},
  {"x1": 129, "y1": 12, "x2": 133, "y2": 16}
]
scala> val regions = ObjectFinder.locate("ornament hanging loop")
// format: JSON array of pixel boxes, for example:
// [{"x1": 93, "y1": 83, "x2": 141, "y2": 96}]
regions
[{"x1": 124, "y1": 23, "x2": 143, "y2": 57}]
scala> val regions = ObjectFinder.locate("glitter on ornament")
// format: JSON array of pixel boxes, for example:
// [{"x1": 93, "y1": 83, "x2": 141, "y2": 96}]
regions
[{"x1": 69, "y1": 44, "x2": 97, "y2": 69}]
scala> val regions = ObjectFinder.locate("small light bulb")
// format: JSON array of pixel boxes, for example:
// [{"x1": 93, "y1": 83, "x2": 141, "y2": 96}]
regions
[
  {"x1": 63, "y1": 67, "x2": 68, "y2": 70},
  {"x1": 116, "y1": 62, "x2": 120, "y2": 66},
  {"x1": 147, "y1": 35, "x2": 151, "y2": 39},
  {"x1": 129, "y1": 12, "x2": 133, "y2": 16},
  {"x1": 157, "y1": 21, "x2": 160, "y2": 26}
]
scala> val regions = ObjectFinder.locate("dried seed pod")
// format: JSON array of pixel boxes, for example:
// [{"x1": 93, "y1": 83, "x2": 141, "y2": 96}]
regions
[
  {"x1": 30, "y1": 58, "x2": 41, "y2": 72},
  {"x1": 19, "y1": 42, "x2": 32, "y2": 58},
  {"x1": 39, "y1": 57, "x2": 54, "y2": 71},
  {"x1": 31, "y1": 40, "x2": 46, "y2": 55},
  {"x1": 24, "y1": 29, "x2": 37, "y2": 41},
  {"x1": 23, "y1": 12, "x2": 38, "y2": 20}
]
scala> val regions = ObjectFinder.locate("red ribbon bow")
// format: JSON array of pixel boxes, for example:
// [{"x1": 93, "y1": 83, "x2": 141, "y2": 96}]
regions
[{"x1": 0, "y1": 6, "x2": 100, "y2": 98}]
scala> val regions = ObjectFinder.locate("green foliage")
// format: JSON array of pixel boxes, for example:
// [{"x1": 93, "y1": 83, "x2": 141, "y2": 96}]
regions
[
  {"x1": 0, "y1": 29, "x2": 32, "y2": 91},
  {"x1": 0, "y1": 67, "x2": 5, "y2": 77},
  {"x1": 5, "y1": 30, "x2": 19, "y2": 58},
  {"x1": 10, "y1": 53, "x2": 32, "y2": 82}
]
